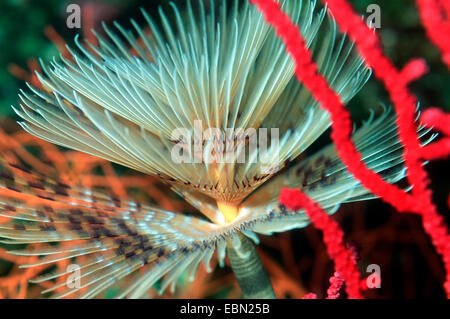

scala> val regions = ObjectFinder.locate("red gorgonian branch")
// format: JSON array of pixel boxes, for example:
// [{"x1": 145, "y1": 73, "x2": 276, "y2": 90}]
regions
[
  {"x1": 416, "y1": 0, "x2": 450, "y2": 69},
  {"x1": 250, "y1": 0, "x2": 450, "y2": 297},
  {"x1": 280, "y1": 188, "x2": 362, "y2": 299},
  {"x1": 420, "y1": 107, "x2": 450, "y2": 160}
]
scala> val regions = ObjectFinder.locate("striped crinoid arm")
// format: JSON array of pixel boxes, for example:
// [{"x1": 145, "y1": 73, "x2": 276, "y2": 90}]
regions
[{"x1": 13, "y1": 0, "x2": 370, "y2": 207}]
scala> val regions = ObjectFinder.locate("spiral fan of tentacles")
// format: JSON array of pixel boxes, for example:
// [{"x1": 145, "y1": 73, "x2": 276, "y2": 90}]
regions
[{"x1": 0, "y1": 0, "x2": 433, "y2": 298}]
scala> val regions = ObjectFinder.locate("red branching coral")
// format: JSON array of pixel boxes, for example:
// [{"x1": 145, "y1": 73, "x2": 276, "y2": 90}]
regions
[
  {"x1": 302, "y1": 293, "x2": 318, "y2": 299},
  {"x1": 421, "y1": 107, "x2": 450, "y2": 160},
  {"x1": 280, "y1": 188, "x2": 362, "y2": 299},
  {"x1": 416, "y1": 0, "x2": 450, "y2": 69},
  {"x1": 250, "y1": 0, "x2": 450, "y2": 298},
  {"x1": 326, "y1": 272, "x2": 345, "y2": 299}
]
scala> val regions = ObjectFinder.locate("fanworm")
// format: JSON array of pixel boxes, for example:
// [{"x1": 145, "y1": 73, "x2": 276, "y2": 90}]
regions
[{"x1": 0, "y1": 0, "x2": 448, "y2": 298}]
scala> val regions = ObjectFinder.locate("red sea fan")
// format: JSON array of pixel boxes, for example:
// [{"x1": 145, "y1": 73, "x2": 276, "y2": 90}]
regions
[{"x1": 251, "y1": 0, "x2": 450, "y2": 298}]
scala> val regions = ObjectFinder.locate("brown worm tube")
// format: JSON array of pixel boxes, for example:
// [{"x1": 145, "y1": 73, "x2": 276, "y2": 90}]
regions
[{"x1": 227, "y1": 234, "x2": 276, "y2": 299}]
